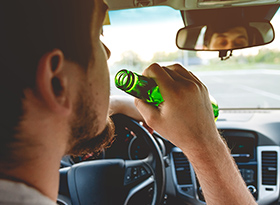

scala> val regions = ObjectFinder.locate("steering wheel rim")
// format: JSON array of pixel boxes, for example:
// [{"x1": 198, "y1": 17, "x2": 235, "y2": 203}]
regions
[{"x1": 59, "y1": 114, "x2": 165, "y2": 205}]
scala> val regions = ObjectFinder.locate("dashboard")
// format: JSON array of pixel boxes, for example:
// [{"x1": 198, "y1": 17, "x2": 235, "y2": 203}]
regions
[
  {"x1": 61, "y1": 109, "x2": 280, "y2": 205},
  {"x1": 166, "y1": 109, "x2": 280, "y2": 205}
]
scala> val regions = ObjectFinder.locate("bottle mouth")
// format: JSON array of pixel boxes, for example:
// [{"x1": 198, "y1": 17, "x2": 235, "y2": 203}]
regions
[
  {"x1": 115, "y1": 71, "x2": 128, "y2": 87},
  {"x1": 115, "y1": 69, "x2": 135, "y2": 90}
]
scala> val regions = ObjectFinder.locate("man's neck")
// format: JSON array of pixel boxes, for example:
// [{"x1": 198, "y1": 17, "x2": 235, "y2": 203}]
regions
[{"x1": 1, "y1": 87, "x2": 71, "y2": 202}]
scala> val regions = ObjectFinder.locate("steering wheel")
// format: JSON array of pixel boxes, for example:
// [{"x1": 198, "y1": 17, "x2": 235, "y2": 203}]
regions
[{"x1": 59, "y1": 114, "x2": 166, "y2": 205}]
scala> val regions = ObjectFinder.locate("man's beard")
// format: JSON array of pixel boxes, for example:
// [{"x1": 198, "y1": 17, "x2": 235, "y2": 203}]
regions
[{"x1": 66, "y1": 89, "x2": 115, "y2": 157}]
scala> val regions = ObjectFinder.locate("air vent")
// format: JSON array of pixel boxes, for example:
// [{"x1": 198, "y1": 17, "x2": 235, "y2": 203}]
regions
[
  {"x1": 172, "y1": 152, "x2": 192, "y2": 185},
  {"x1": 262, "y1": 151, "x2": 277, "y2": 185}
]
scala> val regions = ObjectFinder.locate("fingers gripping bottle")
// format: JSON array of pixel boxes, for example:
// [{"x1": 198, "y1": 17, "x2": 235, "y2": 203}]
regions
[{"x1": 115, "y1": 69, "x2": 219, "y2": 121}]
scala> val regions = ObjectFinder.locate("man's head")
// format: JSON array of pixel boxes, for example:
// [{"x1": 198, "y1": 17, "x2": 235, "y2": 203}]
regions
[
  {"x1": 203, "y1": 24, "x2": 251, "y2": 50},
  {"x1": 0, "y1": 0, "x2": 114, "y2": 165}
]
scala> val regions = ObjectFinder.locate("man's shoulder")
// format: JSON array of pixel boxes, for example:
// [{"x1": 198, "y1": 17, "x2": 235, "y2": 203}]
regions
[{"x1": 0, "y1": 179, "x2": 57, "y2": 205}]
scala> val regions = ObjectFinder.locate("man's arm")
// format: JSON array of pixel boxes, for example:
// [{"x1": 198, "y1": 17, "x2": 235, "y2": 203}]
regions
[
  {"x1": 109, "y1": 95, "x2": 144, "y2": 121},
  {"x1": 109, "y1": 95, "x2": 154, "y2": 133},
  {"x1": 135, "y1": 63, "x2": 256, "y2": 205}
]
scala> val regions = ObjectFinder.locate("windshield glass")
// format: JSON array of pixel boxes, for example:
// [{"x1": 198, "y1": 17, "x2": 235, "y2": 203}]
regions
[{"x1": 103, "y1": 6, "x2": 280, "y2": 109}]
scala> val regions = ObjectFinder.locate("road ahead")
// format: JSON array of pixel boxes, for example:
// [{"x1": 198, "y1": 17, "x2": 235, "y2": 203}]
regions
[{"x1": 110, "y1": 69, "x2": 280, "y2": 108}]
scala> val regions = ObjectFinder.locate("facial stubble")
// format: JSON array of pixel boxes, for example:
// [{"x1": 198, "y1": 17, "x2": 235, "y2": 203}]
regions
[{"x1": 66, "y1": 86, "x2": 115, "y2": 156}]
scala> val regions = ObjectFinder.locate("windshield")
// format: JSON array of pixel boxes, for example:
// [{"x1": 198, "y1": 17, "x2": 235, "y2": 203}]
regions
[{"x1": 103, "y1": 6, "x2": 280, "y2": 109}]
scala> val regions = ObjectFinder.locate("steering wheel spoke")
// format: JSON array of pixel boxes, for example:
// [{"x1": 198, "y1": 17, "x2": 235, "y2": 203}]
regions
[{"x1": 124, "y1": 160, "x2": 152, "y2": 186}]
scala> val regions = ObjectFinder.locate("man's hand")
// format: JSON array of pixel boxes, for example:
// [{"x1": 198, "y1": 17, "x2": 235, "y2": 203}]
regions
[{"x1": 134, "y1": 63, "x2": 220, "y2": 152}]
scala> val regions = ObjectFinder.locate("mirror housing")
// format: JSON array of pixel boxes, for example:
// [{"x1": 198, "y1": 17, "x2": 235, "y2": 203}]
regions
[{"x1": 176, "y1": 21, "x2": 275, "y2": 51}]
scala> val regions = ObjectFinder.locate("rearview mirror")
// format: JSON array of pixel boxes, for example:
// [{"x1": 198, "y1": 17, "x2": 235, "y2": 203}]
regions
[{"x1": 176, "y1": 21, "x2": 275, "y2": 51}]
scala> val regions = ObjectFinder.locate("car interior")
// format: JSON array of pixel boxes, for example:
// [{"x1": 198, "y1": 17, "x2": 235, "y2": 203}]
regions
[{"x1": 58, "y1": 0, "x2": 280, "y2": 204}]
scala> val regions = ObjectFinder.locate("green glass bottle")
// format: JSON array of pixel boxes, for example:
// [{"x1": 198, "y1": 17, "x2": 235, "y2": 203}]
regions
[
  {"x1": 115, "y1": 69, "x2": 219, "y2": 121},
  {"x1": 210, "y1": 95, "x2": 219, "y2": 122},
  {"x1": 115, "y1": 69, "x2": 164, "y2": 106}
]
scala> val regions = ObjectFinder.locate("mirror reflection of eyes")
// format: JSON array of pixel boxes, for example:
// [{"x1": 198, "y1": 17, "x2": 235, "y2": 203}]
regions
[
  {"x1": 215, "y1": 34, "x2": 247, "y2": 40},
  {"x1": 211, "y1": 35, "x2": 249, "y2": 50}
]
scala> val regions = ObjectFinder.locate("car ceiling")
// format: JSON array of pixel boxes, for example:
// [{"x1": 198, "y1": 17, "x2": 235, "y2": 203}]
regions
[{"x1": 106, "y1": 0, "x2": 280, "y2": 11}]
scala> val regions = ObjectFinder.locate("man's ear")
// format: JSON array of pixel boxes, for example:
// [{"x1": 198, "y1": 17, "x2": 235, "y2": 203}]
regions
[{"x1": 35, "y1": 49, "x2": 71, "y2": 116}]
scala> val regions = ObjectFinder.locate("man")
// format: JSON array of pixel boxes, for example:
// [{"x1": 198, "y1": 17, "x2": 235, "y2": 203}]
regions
[{"x1": 0, "y1": 0, "x2": 256, "y2": 204}]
